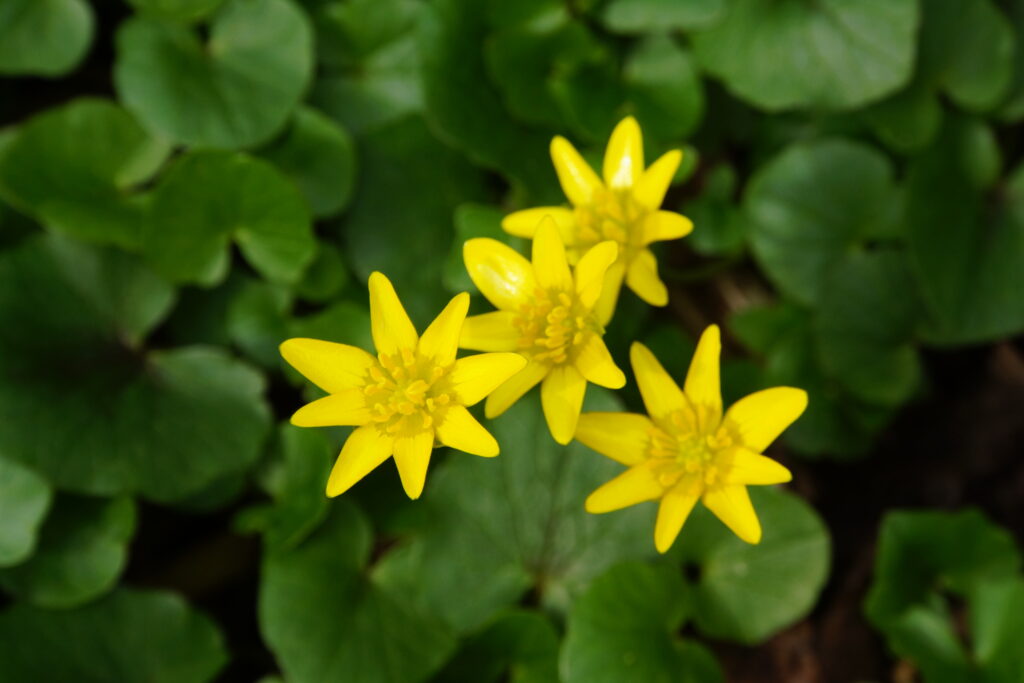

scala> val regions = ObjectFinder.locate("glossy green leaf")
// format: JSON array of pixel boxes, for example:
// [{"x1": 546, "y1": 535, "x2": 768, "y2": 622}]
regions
[
  {"x1": 245, "y1": 424, "x2": 334, "y2": 553},
  {"x1": 816, "y1": 249, "x2": 923, "y2": 407},
  {"x1": 0, "y1": 495, "x2": 135, "y2": 608},
  {"x1": 0, "y1": 236, "x2": 271, "y2": 502},
  {"x1": 227, "y1": 278, "x2": 292, "y2": 369},
  {"x1": 343, "y1": 117, "x2": 487, "y2": 324},
  {"x1": 375, "y1": 389, "x2": 656, "y2": 633},
  {"x1": 0, "y1": 98, "x2": 170, "y2": 249},
  {"x1": 294, "y1": 242, "x2": 348, "y2": 302},
  {"x1": 672, "y1": 488, "x2": 831, "y2": 644},
  {"x1": 561, "y1": 562, "x2": 722, "y2": 683},
  {"x1": 0, "y1": 457, "x2": 52, "y2": 567},
  {"x1": 260, "y1": 107, "x2": 357, "y2": 218},
  {"x1": 418, "y1": 0, "x2": 560, "y2": 201},
  {"x1": 865, "y1": 510, "x2": 1023, "y2": 682},
  {"x1": 693, "y1": 0, "x2": 918, "y2": 111},
  {"x1": 969, "y1": 578, "x2": 1024, "y2": 681},
  {"x1": 0, "y1": 589, "x2": 228, "y2": 682},
  {"x1": 434, "y1": 610, "x2": 560, "y2": 683},
  {"x1": 260, "y1": 500, "x2": 456, "y2": 683},
  {"x1": 906, "y1": 117, "x2": 1024, "y2": 344},
  {"x1": 601, "y1": 0, "x2": 724, "y2": 33},
  {"x1": 623, "y1": 35, "x2": 704, "y2": 142},
  {"x1": 0, "y1": 0, "x2": 94, "y2": 77},
  {"x1": 114, "y1": 0, "x2": 313, "y2": 148},
  {"x1": 683, "y1": 165, "x2": 745, "y2": 256},
  {"x1": 125, "y1": 0, "x2": 226, "y2": 22},
  {"x1": 145, "y1": 151, "x2": 315, "y2": 286},
  {"x1": 745, "y1": 139, "x2": 898, "y2": 306}
]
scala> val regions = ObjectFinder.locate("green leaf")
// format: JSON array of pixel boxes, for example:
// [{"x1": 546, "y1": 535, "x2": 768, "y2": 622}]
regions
[
  {"x1": 288, "y1": 300, "x2": 374, "y2": 356},
  {"x1": 434, "y1": 610, "x2": 560, "y2": 683},
  {"x1": 308, "y1": 0, "x2": 422, "y2": 68},
  {"x1": 260, "y1": 106, "x2": 357, "y2": 219},
  {"x1": 125, "y1": 0, "x2": 226, "y2": 22},
  {"x1": 745, "y1": 139, "x2": 898, "y2": 306},
  {"x1": 144, "y1": 151, "x2": 315, "y2": 286},
  {"x1": 0, "y1": 495, "x2": 135, "y2": 608},
  {"x1": 906, "y1": 116, "x2": 1024, "y2": 344},
  {"x1": 969, "y1": 578, "x2": 1024, "y2": 681},
  {"x1": 693, "y1": 0, "x2": 918, "y2": 111},
  {"x1": 672, "y1": 488, "x2": 831, "y2": 644},
  {"x1": 865, "y1": 509, "x2": 1022, "y2": 682},
  {"x1": 247, "y1": 424, "x2": 334, "y2": 553},
  {"x1": 418, "y1": 0, "x2": 560, "y2": 201},
  {"x1": 683, "y1": 165, "x2": 746, "y2": 257},
  {"x1": 0, "y1": 589, "x2": 228, "y2": 682},
  {"x1": 294, "y1": 242, "x2": 349, "y2": 303},
  {"x1": 864, "y1": 80, "x2": 944, "y2": 153},
  {"x1": 343, "y1": 117, "x2": 487, "y2": 324},
  {"x1": 0, "y1": 457, "x2": 52, "y2": 567},
  {"x1": 114, "y1": 0, "x2": 313, "y2": 148},
  {"x1": 0, "y1": 98, "x2": 171, "y2": 249},
  {"x1": 0, "y1": 0, "x2": 94, "y2": 77},
  {"x1": 227, "y1": 277, "x2": 292, "y2": 369},
  {"x1": 601, "y1": 0, "x2": 724, "y2": 33},
  {"x1": 816, "y1": 249, "x2": 923, "y2": 407},
  {"x1": 623, "y1": 35, "x2": 704, "y2": 142},
  {"x1": 375, "y1": 389, "x2": 656, "y2": 633},
  {"x1": 1001, "y1": 0, "x2": 1024, "y2": 121},
  {"x1": 917, "y1": 0, "x2": 1016, "y2": 112},
  {"x1": 561, "y1": 562, "x2": 723, "y2": 683},
  {"x1": 260, "y1": 500, "x2": 456, "y2": 683},
  {"x1": 0, "y1": 236, "x2": 271, "y2": 502}
]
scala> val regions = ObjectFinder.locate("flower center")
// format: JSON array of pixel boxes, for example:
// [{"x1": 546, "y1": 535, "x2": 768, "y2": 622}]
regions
[
  {"x1": 571, "y1": 188, "x2": 648, "y2": 263},
  {"x1": 362, "y1": 347, "x2": 454, "y2": 437},
  {"x1": 513, "y1": 287, "x2": 599, "y2": 366},
  {"x1": 647, "y1": 409, "x2": 735, "y2": 490}
]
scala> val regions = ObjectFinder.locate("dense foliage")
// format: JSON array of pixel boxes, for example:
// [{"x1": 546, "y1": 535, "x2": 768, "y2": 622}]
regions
[{"x1": 0, "y1": 0, "x2": 1022, "y2": 681}]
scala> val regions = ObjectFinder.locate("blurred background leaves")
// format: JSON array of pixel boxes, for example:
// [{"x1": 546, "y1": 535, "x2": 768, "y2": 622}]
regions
[{"x1": 0, "y1": 0, "x2": 1022, "y2": 681}]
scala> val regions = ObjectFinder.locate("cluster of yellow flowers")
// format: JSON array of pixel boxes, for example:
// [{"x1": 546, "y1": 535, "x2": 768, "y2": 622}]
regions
[{"x1": 280, "y1": 118, "x2": 807, "y2": 553}]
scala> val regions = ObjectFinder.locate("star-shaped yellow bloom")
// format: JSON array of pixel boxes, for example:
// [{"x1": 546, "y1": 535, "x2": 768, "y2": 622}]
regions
[
  {"x1": 578, "y1": 325, "x2": 807, "y2": 553},
  {"x1": 459, "y1": 218, "x2": 626, "y2": 445},
  {"x1": 503, "y1": 116, "x2": 693, "y2": 325},
  {"x1": 280, "y1": 272, "x2": 526, "y2": 500}
]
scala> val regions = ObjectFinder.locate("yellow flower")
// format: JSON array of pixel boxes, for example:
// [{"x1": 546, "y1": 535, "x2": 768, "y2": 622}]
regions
[
  {"x1": 578, "y1": 326, "x2": 807, "y2": 552},
  {"x1": 280, "y1": 272, "x2": 526, "y2": 500},
  {"x1": 503, "y1": 116, "x2": 693, "y2": 325},
  {"x1": 460, "y1": 218, "x2": 626, "y2": 445}
]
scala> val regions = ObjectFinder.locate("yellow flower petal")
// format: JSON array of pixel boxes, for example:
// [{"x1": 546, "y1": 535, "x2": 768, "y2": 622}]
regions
[
  {"x1": 575, "y1": 241, "x2": 618, "y2": 310},
  {"x1": 551, "y1": 135, "x2": 603, "y2": 206},
  {"x1": 702, "y1": 484, "x2": 762, "y2": 544},
  {"x1": 418, "y1": 292, "x2": 469, "y2": 364},
  {"x1": 485, "y1": 361, "x2": 549, "y2": 418},
  {"x1": 369, "y1": 272, "x2": 418, "y2": 355},
  {"x1": 625, "y1": 248, "x2": 668, "y2": 306},
  {"x1": 450, "y1": 352, "x2": 528, "y2": 406},
  {"x1": 326, "y1": 425, "x2": 393, "y2": 497},
  {"x1": 436, "y1": 405, "x2": 499, "y2": 457},
  {"x1": 463, "y1": 238, "x2": 537, "y2": 311},
  {"x1": 575, "y1": 412, "x2": 653, "y2": 466},
  {"x1": 595, "y1": 261, "x2": 626, "y2": 327},
  {"x1": 279, "y1": 338, "x2": 375, "y2": 394},
  {"x1": 603, "y1": 116, "x2": 643, "y2": 189},
  {"x1": 630, "y1": 342, "x2": 687, "y2": 420},
  {"x1": 291, "y1": 390, "x2": 371, "y2": 427},
  {"x1": 503, "y1": 207, "x2": 574, "y2": 241},
  {"x1": 643, "y1": 211, "x2": 693, "y2": 245},
  {"x1": 633, "y1": 149, "x2": 681, "y2": 209},
  {"x1": 722, "y1": 387, "x2": 809, "y2": 452},
  {"x1": 574, "y1": 335, "x2": 625, "y2": 389},
  {"x1": 654, "y1": 479, "x2": 701, "y2": 553},
  {"x1": 459, "y1": 311, "x2": 520, "y2": 352},
  {"x1": 392, "y1": 429, "x2": 435, "y2": 500},
  {"x1": 585, "y1": 461, "x2": 662, "y2": 513},
  {"x1": 684, "y1": 325, "x2": 723, "y2": 428},
  {"x1": 724, "y1": 449, "x2": 792, "y2": 486},
  {"x1": 541, "y1": 364, "x2": 587, "y2": 445},
  {"x1": 532, "y1": 217, "x2": 573, "y2": 291}
]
